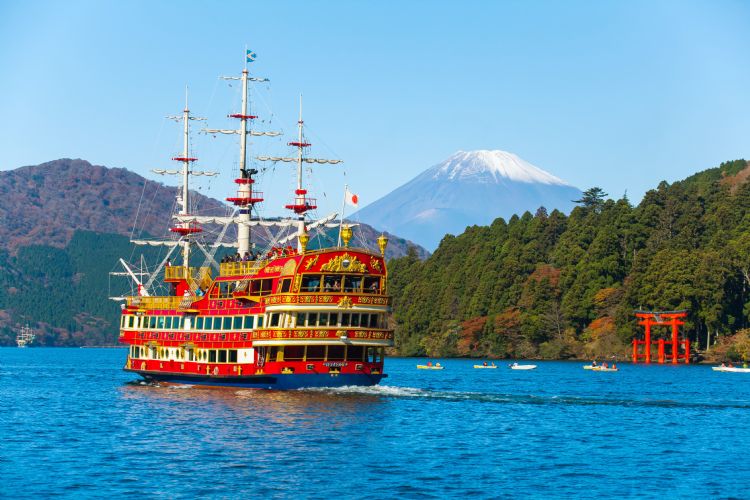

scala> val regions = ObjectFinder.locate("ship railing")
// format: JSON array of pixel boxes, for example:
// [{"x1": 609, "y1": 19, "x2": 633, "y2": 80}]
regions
[
  {"x1": 220, "y1": 259, "x2": 269, "y2": 277},
  {"x1": 126, "y1": 296, "x2": 183, "y2": 310},
  {"x1": 164, "y1": 266, "x2": 212, "y2": 282}
]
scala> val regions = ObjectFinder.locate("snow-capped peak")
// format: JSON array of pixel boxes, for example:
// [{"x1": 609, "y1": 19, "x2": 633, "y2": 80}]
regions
[{"x1": 430, "y1": 150, "x2": 570, "y2": 186}]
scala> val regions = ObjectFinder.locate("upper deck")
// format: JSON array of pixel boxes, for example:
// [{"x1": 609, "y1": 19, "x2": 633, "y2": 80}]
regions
[{"x1": 124, "y1": 246, "x2": 391, "y2": 314}]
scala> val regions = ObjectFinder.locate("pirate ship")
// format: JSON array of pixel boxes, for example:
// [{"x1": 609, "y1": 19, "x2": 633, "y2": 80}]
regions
[{"x1": 114, "y1": 53, "x2": 392, "y2": 389}]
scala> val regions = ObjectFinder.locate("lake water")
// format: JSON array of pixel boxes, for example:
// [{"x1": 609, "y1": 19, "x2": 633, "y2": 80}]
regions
[{"x1": 1, "y1": 348, "x2": 748, "y2": 498}]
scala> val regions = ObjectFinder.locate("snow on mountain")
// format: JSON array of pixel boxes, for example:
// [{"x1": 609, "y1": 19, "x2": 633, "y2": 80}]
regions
[
  {"x1": 352, "y1": 150, "x2": 582, "y2": 251},
  {"x1": 432, "y1": 150, "x2": 570, "y2": 185}
]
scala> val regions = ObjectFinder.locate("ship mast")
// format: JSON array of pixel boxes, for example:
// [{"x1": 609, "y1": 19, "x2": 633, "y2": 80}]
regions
[
  {"x1": 257, "y1": 95, "x2": 343, "y2": 252},
  {"x1": 203, "y1": 50, "x2": 279, "y2": 257},
  {"x1": 166, "y1": 89, "x2": 208, "y2": 270}
]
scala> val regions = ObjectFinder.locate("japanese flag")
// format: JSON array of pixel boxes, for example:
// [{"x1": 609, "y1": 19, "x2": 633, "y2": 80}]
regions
[{"x1": 345, "y1": 188, "x2": 359, "y2": 207}]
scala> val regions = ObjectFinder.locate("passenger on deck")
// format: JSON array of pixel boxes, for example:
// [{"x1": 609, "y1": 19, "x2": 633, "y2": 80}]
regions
[
  {"x1": 243, "y1": 252, "x2": 251, "y2": 262},
  {"x1": 332, "y1": 280, "x2": 341, "y2": 292},
  {"x1": 369, "y1": 282, "x2": 379, "y2": 293}
]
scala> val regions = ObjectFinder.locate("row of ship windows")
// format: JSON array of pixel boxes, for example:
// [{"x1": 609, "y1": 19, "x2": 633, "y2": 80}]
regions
[
  {"x1": 212, "y1": 274, "x2": 384, "y2": 298},
  {"x1": 129, "y1": 345, "x2": 383, "y2": 363},
  {"x1": 121, "y1": 312, "x2": 386, "y2": 331}
]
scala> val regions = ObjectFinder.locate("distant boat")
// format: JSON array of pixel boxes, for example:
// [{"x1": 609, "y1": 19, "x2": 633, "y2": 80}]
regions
[
  {"x1": 417, "y1": 363, "x2": 444, "y2": 370},
  {"x1": 509, "y1": 363, "x2": 536, "y2": 370},
  {"x1": 591, "y1": 366, "x2": 618, "y2": 372},
  {"x1": 474, "y1": 363, "x2": 497, "y2": 369},
  {"x1": 583, "y1": 365, "x2": 595, "y2": 370},
  {"x1": 712, "y1": 365, "x2": 750, "y2": 373},
  {"x1": 16, "y1": 325, "x2": 35, "y2": 348}
]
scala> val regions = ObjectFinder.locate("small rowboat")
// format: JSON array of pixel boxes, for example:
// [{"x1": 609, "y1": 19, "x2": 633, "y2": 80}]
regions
[
  {"x1": 583, "y1": 365, "x2": 595, "y2": 370},
  {"x1": 712, "y1": 366, "x2": 750, "y2": 373},
  {"x1": 592, "y1": 366, "x2": 618, "y2": 372},
  {"x1": 509, "y1": 363, "x2": 537, "y2": 370},
  {"x1": 417, "y1": 365, "x2": 444, "y2": 370},
  {"x1": 474, "y1": 364, "x2": 497, "y2": 369}
]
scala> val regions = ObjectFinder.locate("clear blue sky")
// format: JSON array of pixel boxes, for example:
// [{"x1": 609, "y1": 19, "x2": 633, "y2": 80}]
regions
[{"x1": 2, "y1": 0, "x2": 750, "y2": 217}]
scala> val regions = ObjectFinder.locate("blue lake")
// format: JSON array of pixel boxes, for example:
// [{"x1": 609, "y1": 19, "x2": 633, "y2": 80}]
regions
[{"x1": 1, "y1": 348, "x2": 748, "y2": 498}]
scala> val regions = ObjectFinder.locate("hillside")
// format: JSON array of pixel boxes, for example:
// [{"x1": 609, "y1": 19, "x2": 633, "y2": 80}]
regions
[
  {"x1": 353, "y1": 150, "x2": 583, "y2": 250},
  {"x1": 0, "y1": 159, "x2": 427, "y2": 346},
  {"x1": 388, "y1": 159, "x2": 750, "y2": 360}
]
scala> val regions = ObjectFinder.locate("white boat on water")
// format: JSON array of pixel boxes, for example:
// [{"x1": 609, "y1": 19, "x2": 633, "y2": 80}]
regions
[
  {"x1": 712, "y1": 366, "x2": 750, "y2": 373},
  {"x1": 16, "y1": 325, "x2": 35, "y2": 348},
  {"x1": 509, "y1": 363, "x2": 536, "y2": 370},
  {"x1": 474, "y1": 364, "x2": 497, "y2": 369}
]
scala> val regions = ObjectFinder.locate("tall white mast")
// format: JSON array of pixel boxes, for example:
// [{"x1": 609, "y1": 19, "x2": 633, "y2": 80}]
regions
[
  {"x1": 179, "y1": 88, "x2": 192, "y2": 269},
  {"x1": 257, "y1": 97, "x2": 343, "y2": 252},
  {"x1": 203, "y1": 50, "x2": 279, "y2": 257},
  {"x1": 151, "y1": 89, "x2": 210, "y2": 270}
]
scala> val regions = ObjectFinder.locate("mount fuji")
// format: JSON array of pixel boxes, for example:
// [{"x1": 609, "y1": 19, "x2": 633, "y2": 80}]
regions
[{"x1": 352, "y1": 150, "x2": 583, "y2": 250}]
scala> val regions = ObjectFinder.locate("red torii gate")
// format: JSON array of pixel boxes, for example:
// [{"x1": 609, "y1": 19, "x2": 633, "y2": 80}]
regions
[{"x1": 633, "y1": 310, "x2": 690, "y2": 364}]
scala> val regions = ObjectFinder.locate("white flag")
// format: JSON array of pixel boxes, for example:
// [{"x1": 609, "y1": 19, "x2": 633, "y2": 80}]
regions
[{"x1": 345, "y1": 188, "x2": 359, "y2": 207}]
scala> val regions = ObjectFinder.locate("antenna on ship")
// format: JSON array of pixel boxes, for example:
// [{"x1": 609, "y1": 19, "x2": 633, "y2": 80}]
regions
[
  {"x1": 257, "y1": 94, "x2": 343, "y2": 252},
  {"x1": 202, "y1": 48, "x2": 280, "y2": 257}
]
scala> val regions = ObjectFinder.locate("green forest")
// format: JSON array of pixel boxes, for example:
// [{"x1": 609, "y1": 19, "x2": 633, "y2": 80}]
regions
[
  {"x1": 5, "y1": 159, "x2": 750, "y2": 361},
  {"x1": 388, "y1": 159, "x2": 750, "y2": 361}
]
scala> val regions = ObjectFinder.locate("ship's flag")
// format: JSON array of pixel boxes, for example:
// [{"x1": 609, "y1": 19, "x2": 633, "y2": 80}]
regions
[
  {"x1": 246, "y1": 50, "x2": 257, "y2": 63},
  {"x1": 345, "y1": 187, "x2": 359, "y2": 207}
]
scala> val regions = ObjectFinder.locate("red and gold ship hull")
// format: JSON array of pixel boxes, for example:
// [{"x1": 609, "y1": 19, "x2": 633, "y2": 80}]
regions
[{"x1": 119, "y1": 247, "x2": 392, "y2": 389}]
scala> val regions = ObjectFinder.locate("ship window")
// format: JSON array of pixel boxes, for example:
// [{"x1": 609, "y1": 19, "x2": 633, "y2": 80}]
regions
[
  {"x1": 176, "y1": 317, "x2": 184, "y2": 329},
  {"x1": 157, "y1": 317, "x2": 165, "y2": 329},
  {"x1": 323, "y1": 275, "x2": 340, "y2": 292},
  {"x1": 270, "y1": 347, "x2": 283, "y2": 362},
  {"x1": 327, "y1": 345, "x2": 345, "y2": 361},
  {"x1": 344, "y1": 276, "x2": 362, "y2": 293},
  {"x1": 208, "y1": 350, "x2": 217, "y2": 363},
  {"x1": 243, "y1": 316, "x2": 254, "y2": 329},
  {"x1": 229, "y1": 350, "x2": 238, "y2": 363},
  {"x1": 296, "y1": 312, "x2": 306, "y2": 327},
  {"x1": 218, "y1": 350, "x2": 227, "y2": 363},
  {"x1": 351, "y1": 314, "x2": 360, "y2": 328},
  {"x1": 364, "y1": 276, "x2": 380, "y2": 294},
  {"x1": 165, "y1": 317, "x2": 172, "y2": 329},
  {"x1": 253, "y1": 279, "x2": 273, "y2": 296},
  {"x1": 269, "y1": 313, "x2": 280, "y2": 327},
  {"x1": 187, "y1": 349, "x2": 195, "y2": 361},
  {"x1": 120, "y1": 316, "x2": 125, "y2": 328},
  {"x1": 147, "y1": 317, "x2": 155, "y2": 329},
  {"x1": 318, "y1": 313, "x2": 329, "y2": 327},
  {"x1": 127, "y1": 316, "x2": 134, "y2": 328},
  {"x1": 279, "y1": 279, "x2": 291, "y2": 293},
  {"x1": 196, "y1": 317, "x2": 204, "y2": 330},
  {"x1": 368, "y1": 314, "x2": 377, "y2": 328},
  {"x1": 306, "y1": 345, "x2": 325, "y2": 360},
  {"x1": 301, "y1": 275, "x2": 321, "y2": 292},
  {"x1": 223, "y1": 317, "x2": 232, "y2": 330},
  {"x1": 208, "y1": 317, "x2": 218, "y2": 330},
  {"x1": 367, "y1": 347, "x2": 375, "y2": 363},
  {"x1": 285, "y1": 346, "x2": 304, "y2": 360},
  {"x1": 306, "y1": 313, "x2": 318, "y2": 327},
  {"x1": 233, "y1": 316, "x2": 242, "y2": 329},
  {"x1": 341, "y1": 313, "x2": 351, "y2": 327},
  {"x1": 347, "y1": 345, "x2": 364, "y2": 361},
  {"x1": 256, "y1": 315, "x2": 263, "y2": 328}
]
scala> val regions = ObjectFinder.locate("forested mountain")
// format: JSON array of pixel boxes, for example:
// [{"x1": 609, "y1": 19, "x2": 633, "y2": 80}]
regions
[
  {"x1": 388, "y1": 159, "x2": 750, "y2": 360},
  {"x1": 0, "y1": 159, "x2": 426, "y2": 346}
]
